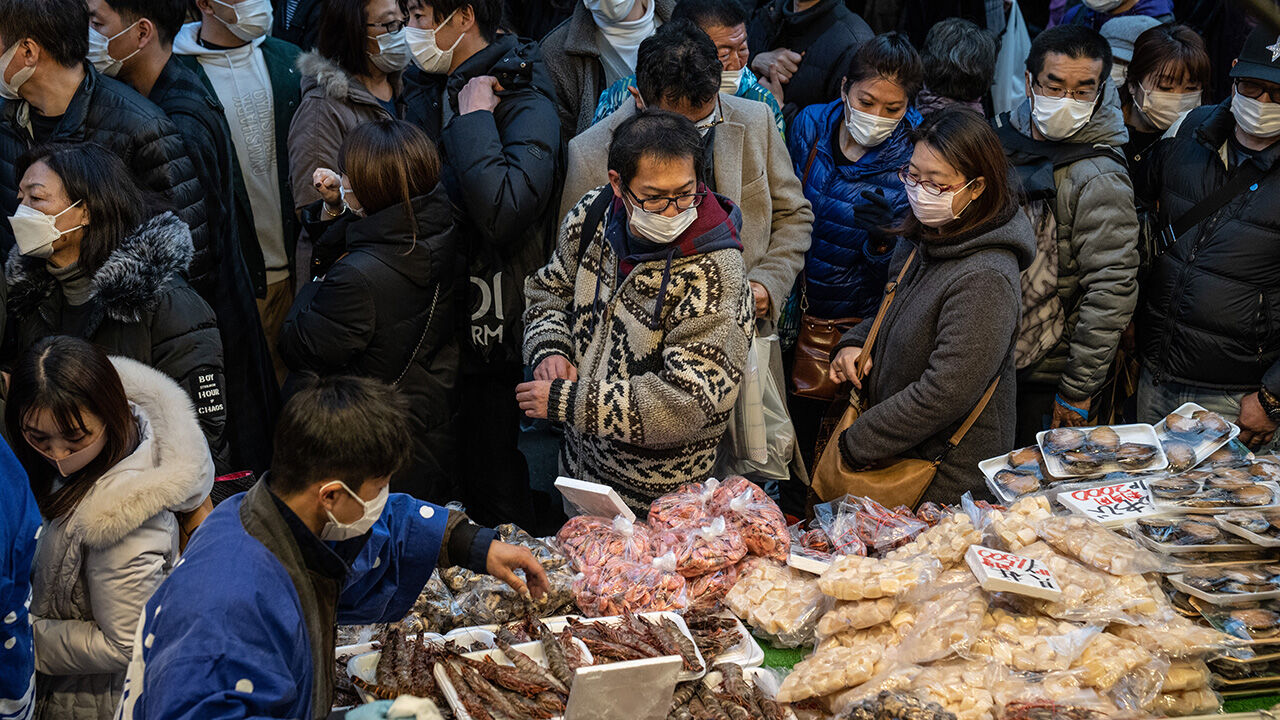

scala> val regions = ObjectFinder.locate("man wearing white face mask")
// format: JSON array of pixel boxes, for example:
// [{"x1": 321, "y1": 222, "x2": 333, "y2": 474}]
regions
[
  {"x1": 88, "y1": 0, "x2": 283, "y2": 478},
  {"x1": 541, "y1": 0, "x2": 676, "y2": 140},
  {"x1": 992, "y1": 24, "x2": 1139, "y2": 442},
  {"x1": 1134, "y1": 27, "x2": 1280, "y2": 452},
  {"x1": 116, "y1": 375, "x2": 550, "y2": 720},
  {"x1": 399, "y1": 0, "x2": 562, "y2": 526},
  {"x1": 522, "y1": 110, "x2": 753, "y2": 511}
]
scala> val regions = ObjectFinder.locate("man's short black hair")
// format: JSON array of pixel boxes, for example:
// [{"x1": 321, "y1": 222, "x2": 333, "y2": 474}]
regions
[
  {"x1": 1026, "y1": 24, "x2": 1112, "y2": 85},
  {"x1": 268, "y1": 375, "x2": 412, "y2": 495},
  {"x1": 413, "y1": 0, "x2": 500, "y2": 42},
  {"x1": 102, "y1": 0, "x2": 187, "y2": 45},
  {"x1": 607, "y1": 109, "x2": 703, "y2": 188},
  {"x1": 671, "y1": 0, "x2": 747, "y2": 29},
  {"x1": 635, "y1": 18, "x2": 720, "y2": 111},
  {"x1": 923, "y1": 18, "x2": 996, "y2": 102},
  {"x1": 0, "y1": 0, "x2": 89, "y2": 68}
]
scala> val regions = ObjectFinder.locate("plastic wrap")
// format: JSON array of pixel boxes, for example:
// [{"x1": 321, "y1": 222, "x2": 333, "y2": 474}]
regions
[
  {"x1": 555, "y1": 515, "x2": 613, "y2": 560},
  {"x1": 966, "y1": 609, "x2": 1100, "y2": 672},
  {"x1": 444, "y1": 564, "x2": 576, "y2": 625},
  {"x1": 989, "y1": 496, "x2": 1054, "y2": 552},
  {"x1": 817, "y1": 598, "x2": 900, "y2": 638},
  {"x1": 1035, "y1": 516, "x2": 1167, "y2": 576},
  {"x1": 560, "y1": 515, "x2": 655, "y2": 573},
  {"x1": 1069, "y1": 632, "x2": 1169, "y2": 709},
  {"x1": 571, "y1": 552, "x2": 688, "y2": 617},
  {"x1": 885, "y1": 512, "x2": 983, "y2": 566},
  {"x1": 710, "y1": 476, "x2": 791, "y2": 561},
  {"x1": 991, "y1": 672, "x2": 1123, "y2": 720},
  {"x1": 850, "y1": 497, "x2": 929, "y2": 552},
  {"x1": 916, "y1": 503, "x2": 949, "y2": 527},
  {"x1": 725, "y1": 558, "x2": 828, "y2": 648},
  {"x1": 893, "y1": 582, "x2": 989, "y2": 664},
  {"x1": 648, "y1": 481, "x2": 717, "y2": 530},
  {"x1": 819, "y1": 555, "x2": 943, "y2": 601},
  {"x1": 1150, "y1": 688, "x2": 1220, "y2": 717},
  {"x1": 815, "y1": 620, "x2": 904, "y2": 655},
  {"x1": 1161, "y1": 661, "x2": 1211, "y2": 693},
  {"x1": 686, "y1": 561, "x2": 741, "y2": 611},
  {"x1": 406, "y1": 571, "x2": 462, "y2": 633},
  {"x1": 908, "y1": 661, "x2": 1006, "y2": 720},
  {"x1": 651, "y1": 516, "x2": 748, "y2": 577},
  {"x1": 1015, "y1": 543, "x2": 1161, "y2": 623},
  {"x1": 1110, "y1": 611, "x2": 1244, "y2": 658},
  {"x1": 776, "y1": 645, "x2": 884, "y2": 703},
  {"x1": 840, "y1": 689, "x2": 953, "y2": 720}
]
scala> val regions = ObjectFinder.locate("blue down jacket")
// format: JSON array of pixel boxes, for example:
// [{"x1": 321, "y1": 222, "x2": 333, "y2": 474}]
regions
[{"x1": 788, "y1": 99, "x2": 918, "y2": 320}]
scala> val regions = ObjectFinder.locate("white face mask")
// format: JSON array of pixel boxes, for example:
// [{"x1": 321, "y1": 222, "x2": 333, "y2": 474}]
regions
[
  {"x1": 906, "y1": 179, "x2": 975, "y2": 228},
  {"x1": 0, "y1": 41, "x2": 35, "y2": 101},
  {"x1": 845, "y1": 102, "x2": 900, "y2": 148},
  {"x1": 1030, "y1": 91, "x2": 1096, "y2": 140},
  {"x1": 368, "y1": 27, "x2": 411, "y2": 73},
  {"x1": 1136, "y1": 85, "x2": 1201, "y2": 131},
  {"x1": 87, "y1": 21, "x2": 141, "y2": 78},
  {"x1": 9, "y1": 200, "x2": 84, "y2": 259},
  {"x1": 1084, "y1": 0, "x2": 1125, "y2": 9},
  {"x1": 1232, "y1": 91, "x2": 1280, "y2": 139},
  {"x1": 720, "y1": 67, "x2": 744, "y2": 95},
  {"x1": 585, "y1": 0, "x2": 637, "y2": 23},
  {"x1": 406, "y1": 10, "x2": 465, "y2": 74},
  {"x1": 319, "y1": 481, "x2": 389, "y2": 541},
  {"x1": 626, "y1": 197, "x2": 698, "y2": 244},
  {"x1": 1110, "y1": 63, "x2": 1127, "y2": 87},
  {"x1": 211, "y1": 0, "x2": 273, "y2": 41}
]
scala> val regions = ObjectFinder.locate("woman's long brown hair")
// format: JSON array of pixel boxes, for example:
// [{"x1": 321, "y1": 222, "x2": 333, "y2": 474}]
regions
[
  {"x1": 5, "y1": 336, "x2": 138, "y2": 520},
  {"x1": 338, "y1": 118, "x2": 442, "y2": 246}
]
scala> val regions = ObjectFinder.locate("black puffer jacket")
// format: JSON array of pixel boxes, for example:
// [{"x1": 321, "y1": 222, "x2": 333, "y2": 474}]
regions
[
  {"x1": 1138, "y1": 101, "x2": 1280, "y2": 394},
  {"x1": 0, "y1": 66, "x2": 211, "y2": 296},
  {"x1": 149, "y1": 54, "x2": 280, "y2": 475},
  {"x1": 747, "y1": 0, "x2": 873, "y2": 125},
  {"x1": 403, "y1": 34, "x2": 562, "y2": 368},
  {"x1": 5, "y1": 212, "x2": 229, "y2": 471},
  {"x1": 278, "y1": 186, "x2": 461, "y2": 503}
]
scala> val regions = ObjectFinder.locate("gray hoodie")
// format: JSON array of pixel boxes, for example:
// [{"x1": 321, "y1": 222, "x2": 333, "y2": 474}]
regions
[{"x1": 835, "y1": 205, "x2": 1036, "y2": 505}]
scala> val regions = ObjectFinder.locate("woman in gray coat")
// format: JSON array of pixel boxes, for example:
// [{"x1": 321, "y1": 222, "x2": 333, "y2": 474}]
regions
[
  {"x1": 829, "y1": 108, "x2": 1035, "y2": 505},
  {"x1": 6, "y1": 337, "x2": 214, "y2": 720}
]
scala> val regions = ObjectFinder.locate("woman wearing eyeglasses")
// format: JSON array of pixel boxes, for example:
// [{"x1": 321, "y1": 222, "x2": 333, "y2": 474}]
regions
[
  {"x1": 827, "y1": 108, "x2": 1034, "y2": 506},
  {"x1": 288, "y1": 0, "x2": 411, "y2": 227}
]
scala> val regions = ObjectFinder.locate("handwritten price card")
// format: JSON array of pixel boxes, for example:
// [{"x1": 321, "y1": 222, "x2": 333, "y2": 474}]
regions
[
  {"x1": 1055, "y1": 480, "x2": 1159, "y2": 526},
  {"x1": 965, "y1": 545, "x2": 1063, "y2": 602}
]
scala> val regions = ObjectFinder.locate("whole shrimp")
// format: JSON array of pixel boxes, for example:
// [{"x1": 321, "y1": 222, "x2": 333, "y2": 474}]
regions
[
  {"x1": 536, "y1": 620, "x2": 575, "y2": 689},
  {"x1": 495, "y1": 635, "x2": 569, "y2": 695}
]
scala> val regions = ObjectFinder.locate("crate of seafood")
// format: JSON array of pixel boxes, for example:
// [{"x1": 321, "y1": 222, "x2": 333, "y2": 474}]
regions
[
  {"x1": 1169, "y1": 563, "x2": 1280, "y2": 605},
  {"x1": 1037, "y1": 424, "x2": 1167, "y2": 477},
  {"x1": 1156, "y1": 404, "x2": 1242, "y2": 473},
  {"x1": 1218, "y1": 510, "x2": 1280, "y2": 547},
  {"x1": 431, "y1": 638, "x2": 594, "y2": 720},
  {"x1": 1151, "y1": 476, "x2": 1280, "y2": 512},
  {"x1": 1129, "y1": 516, "x2": 1258, "y2": 554},
  {"x1": 541, "y1": 611, "x2": 708, "y2": 682}
]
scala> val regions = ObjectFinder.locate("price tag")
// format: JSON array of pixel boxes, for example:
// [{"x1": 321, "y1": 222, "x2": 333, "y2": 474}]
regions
[
  {"x1": 1055, "y1": 479, "x2": 1159, "y2": 526},
  {"x1": 965, "y1": 545, "x2": 1062, "y2": 602}
]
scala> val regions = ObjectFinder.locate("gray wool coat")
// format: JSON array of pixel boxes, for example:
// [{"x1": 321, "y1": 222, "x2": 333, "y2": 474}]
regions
[{"x1": 834, "y1": 206, "x2": 1036, "y2": 506}]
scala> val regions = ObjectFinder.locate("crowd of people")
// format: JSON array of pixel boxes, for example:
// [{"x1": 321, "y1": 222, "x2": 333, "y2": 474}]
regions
[{"x1": 0, "y1": 0, "x2": 1277, "y2": 717}]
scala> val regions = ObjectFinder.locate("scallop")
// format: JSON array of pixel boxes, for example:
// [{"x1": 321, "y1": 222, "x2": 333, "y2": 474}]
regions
[
  {"x1": 1177, "y1": 520, "x2": 1223, "y2": 544},
  {"x1": 1150, "y1": 477, "x2": 1199, "y2": 498},
  {"x1": 1165, "y1": 412, "x2": 1203, "y2": 438},
  {"x1": 1229, "y1": 608, "x2": 1280, "y2": 632},
  {"x1": 1114, "y1": 443, "x2": 1158, "y2": 470},
  {"x1": 1193, "y1": 410, "x2": 1232, "y2": 438},
  {"x1": 1223, "y1": 510, "x2": 1271, "y2": 534},
  {"x1": 1086, "y1": 426, "x2": 1121, "y2": 455},
  {"x1": 1137, "y1": 517, "x2": 1178, "y2": 543},
  {"x1": 1060, "y1": 450, "x2": 1104, "y2": 473},
  {"x1": 1232, "y1": 485, "x2": 1275, "y2": 507},
  {"x1": 1206, "y1": 475, "x2": 1252, "y2": 490},
  {"x1": 1008, "y1": 446, "x2": 1043, "y2": 471},
  {"x1": 994, "y1": 469, "x2": 1040, "y2": 496},
  {"x1": 1251, "y1": 462, "x2": 1280, "y2": 481},
  {"x1": 1164, "y1": 441, "x2": 1198, "y2": 473},
  {"x1": 1044, "y1": 428, "x2": 1086, "y2": 454}
]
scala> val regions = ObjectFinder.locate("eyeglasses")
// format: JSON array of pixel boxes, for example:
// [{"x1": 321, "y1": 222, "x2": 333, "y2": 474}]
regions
[
  {"x1": 366, "y1": 17, "x2": 405, "y2": 35},
  {"x1": 624, "y1": 185, "x2": 704, "y2": 214},
  {"x1": 898, "y1": 167, "x2": 973, "y2": 196},
  {"x1": 1032, "y1": 79, "x2": 1099, "y2": 103},
  {"x1": 1236, "y1": 79, "x2": 1280, "y2": 104},
  {"x1": 696, "y1": 97, "x2": 725, "y2": 133}
]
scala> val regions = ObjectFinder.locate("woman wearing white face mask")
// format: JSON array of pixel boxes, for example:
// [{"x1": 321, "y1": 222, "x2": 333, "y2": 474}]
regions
[
  {"x1": 1060, "y1": 0, "x2": 1174, "y2": 31},
  {"x1": 826, "y1": 108, "x2": 1035, "y2": 506},
  {"x1": 1119, "y1": 24, "x2": 1209, "y2": 165},
  {"x1": 288, "y1": 0, "x2": 411, "y2": 213},
  {"x1": 4, "y1": 144, "x2": 231, "y2": 475},
  {"x1": 7, "y1": 336, "x2": 213, "y2": 720}
]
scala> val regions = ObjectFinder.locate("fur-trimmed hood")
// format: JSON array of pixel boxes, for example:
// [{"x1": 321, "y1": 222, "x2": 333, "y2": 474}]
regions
[
  {"x1": 297, "y1": 49, "x2": 397, "y2": 107},
  {"x1": 5, "y1": 211, "x2": 192, "y2": 325},
  {"x1": 67, "y1": 356, "x2": 213, "y2": 549}
]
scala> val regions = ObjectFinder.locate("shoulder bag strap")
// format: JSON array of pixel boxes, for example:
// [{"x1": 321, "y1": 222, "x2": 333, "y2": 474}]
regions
[
  {"x1": 801, "y1": 143, "x2": 820, "y2": 186},
  {"x1": 944, "y1": 376, "x2": 1001, "y2": 450},
  {"x1": 853, "y1": 248, "x2": 917, "y2": 381},
  {"x1": 1169, "y1": 161, "x2": 1266, "y2": 238},
  {"x1": 393, "y1": 283, "x2": 440, "y2": 386}
]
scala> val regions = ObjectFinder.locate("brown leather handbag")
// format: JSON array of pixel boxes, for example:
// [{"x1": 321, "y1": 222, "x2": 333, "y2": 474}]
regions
[
  {"x1": 790, "y1": 143, "x2": 862, "y2": 400},
  {"x1": 810, "y1": 249, "x2": 1001, "y2": 509}
]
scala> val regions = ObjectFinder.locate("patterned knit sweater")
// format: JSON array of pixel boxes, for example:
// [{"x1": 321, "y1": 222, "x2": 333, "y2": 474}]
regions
[{"x1": 523, "y1": 187, "x2": 754, "y2": 512}]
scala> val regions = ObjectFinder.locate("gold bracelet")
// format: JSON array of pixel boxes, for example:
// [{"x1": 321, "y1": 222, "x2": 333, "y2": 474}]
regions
[{"x1": 324, "y1": 202, "x2": 346, "y2": 218}]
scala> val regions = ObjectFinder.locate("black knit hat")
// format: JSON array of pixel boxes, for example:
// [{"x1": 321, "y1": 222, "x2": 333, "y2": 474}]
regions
[{"x1": 1231, "y1": 25, "x2": 1280, "y2": 85}]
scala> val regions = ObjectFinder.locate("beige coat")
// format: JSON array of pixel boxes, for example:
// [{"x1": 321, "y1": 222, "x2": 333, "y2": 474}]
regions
[
  {"x1": 559, "y1": 94, "x2": 813, "y2": 326},
  {"x1": 31, "y1": 358, "x2": 213, "y2": 720}
]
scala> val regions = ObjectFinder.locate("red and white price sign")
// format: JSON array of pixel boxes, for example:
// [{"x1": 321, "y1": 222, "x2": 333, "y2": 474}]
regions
[
  {"x1": 965, "y1": 545, "x2": 1062, "y2": 602},
  {"x1": 1055, "y1": 479, "x2": 1158, "y2": 526}
]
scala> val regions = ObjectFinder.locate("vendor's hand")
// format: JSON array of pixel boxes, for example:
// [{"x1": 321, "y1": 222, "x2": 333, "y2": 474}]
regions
[
  {"x1": 751, "y1": 48, "x2": 802, "y2": 85},
  {"x1": 486, "y1": 541, "x2": 549, "y2": 600},
  {"x1": 829, "y1": 346, "x2": 869, "y2": 389},
  {"x1": 750, "y1": 281, "x2": 771, "y2": 318},
  {"x1": 459, "y1": 75, "x2": 503, "y2": 115},
  {"x1": 515, "y1": 380, "x2": 552, "y2": 419},
  {"x1": 312, "y1": 167, "x2": 343, "y2": 209},
  {"x1": 1050, "y1": 396, "x2": 1091, "y2": 428},
  {"x1": 1238, "y1": 392, "x2": 1278, "y2": 450},
  {"x1": 534, "y1": 355, "x2": 578, "y2": 382}
]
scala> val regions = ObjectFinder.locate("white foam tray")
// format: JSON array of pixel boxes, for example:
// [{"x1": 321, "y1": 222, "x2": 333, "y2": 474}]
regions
[
  {"x1": 1154, "y1": 402, "x2": 1242, "y2": 473},
  {"x1": 1037, "y1": 423, "x2": 1168, "y2": 478}
]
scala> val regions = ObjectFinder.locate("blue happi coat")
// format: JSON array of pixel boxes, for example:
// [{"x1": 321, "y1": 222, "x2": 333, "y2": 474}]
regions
[
  {"x1": 0, "y1": 439, "x2": 39, "y2": 720},
  {"x1": 114, "y1": 489, "x2": 449, "y2": 720}
]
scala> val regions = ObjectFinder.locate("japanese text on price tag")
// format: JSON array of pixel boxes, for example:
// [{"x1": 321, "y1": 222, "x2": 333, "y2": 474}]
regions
[
  {"x1": 965, "y1": 545, "x2": 1063, "y2": 601},
  {"x1": 1056, "y1": 480, "x2": 1157, "y2": 526}
]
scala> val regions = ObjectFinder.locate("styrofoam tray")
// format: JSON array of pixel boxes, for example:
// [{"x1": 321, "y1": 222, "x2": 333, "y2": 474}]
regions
[
  {"x1": 442, "y1": 627, "x2": 497, "y2": 650},
  {"x1": 434, "y1": 639, "x2": 592, "y2": 720},
  {"x1": 1218, "y1": 514, "x2": 1280, "y2": 548},
  {"x1": 980, "y1": 454, "x2": 1044, "y2": 505},
  {"x1": 1128, "y1": 520, "x2": 1259, "y2": 554},
  {"x1": 707, "y1": 614, "x2": 764, "y2": 668},
  {"x1": 1169, "y1": 573, "x2": 1280, "y2": 606},
  {"x1": 543, "y1": 612, "x2": 707, "y2": 682},
  {"x1": 1037, "y1": 424, "x2": 1168, "y2": 478},
  {"x1": 1154, "y1": 481, "x2": 1280, "y2": 514},
  {"x1": 342, "y1": 635, "x2": 444, "y2": 705},
  {"x1": 1155, "y1": 402, "x2": 1242, "y2": 473}
]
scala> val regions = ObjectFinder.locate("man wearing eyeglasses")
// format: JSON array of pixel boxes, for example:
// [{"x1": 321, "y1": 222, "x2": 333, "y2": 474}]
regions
[
  {"x1": 519, "y1": 110, "x2": 753, "y2": 513},
  {"x1": 992, "y1": 24, "x2": 1140, "y2": 443},
  {"x1": 1134, "y1": 26, "x2": 1280, "y2": 451}
]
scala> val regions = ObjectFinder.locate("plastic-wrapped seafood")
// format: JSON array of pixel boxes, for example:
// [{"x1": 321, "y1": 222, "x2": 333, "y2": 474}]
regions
[
  {"x1": 1035, "y1": 516, "x2": 1165, "y2": 576},
  {"x1": 571, "y1": 553, "x2": 688, "y2": 617},
  {"x1": 1069, "y1": 632, "x2": 1161, "y2": 696},
  {"x1": 709, "y1": 475, "x2": 791, "y2": 561},
  {"x1": 651, "y1": 517, "x2": 748, "y2": 577},
  {"x1": 895, "y1": 582, "x2": 989, "y2": 664},
  {"x1": 1109, "y1": 613, "x2": 1240, "y2": 658},
  {"x1": 1161, "y1": 661, "x2": 1211, "y2": 693},
  {"x1": 817, "y1": 598, "x2": 899, "y2": 637},
  {"x1": 989, "y1": 497, "x2": 1053, "y2": 552},
  {"x1": 1178, "y1": 563, "x2": 1280, "y2": 595},
  {"x1": 687, "y1": 562, "x2": 741, "y2": 611},
  {"x1": 967, "y1": 609, "x2": 1097, "y2": 672},
  {"x1": 1150, "y1": 688, "x2": 1220, "y2": 717},
  {"x1": 1016, "y1": 543, "x2": 1160, "y2": 621},
  {"x1": 557, "y1": 515, "x2": 653, "y2": 571},
  {"x1": 776, "y1": 645, "x2": 883, "y2": 703},
  {"x1": 1132, "y1": 516, "x2": 1239, "y2": 548},
  {"x1": 725, "y1": 559, "x2": 828, "y2": 648},
  {"x1": 1219, "y1": 509, "x2": 1280, "y2": 540},
  {"x1": 1039, "y1": 426, "x2": 1162, "y2": 475},
  {"x1": 885, "y1": 513, "x2": 982, "y2": 566},
  {"x1": 842, "y1": 690, "x2": 956, "y2": 720},
  {"x1": 442, "y1": 531, "x2": 577, "y2": 625},
  {"x1": 908, "y1": 661, "x2": 1000, "y2": 720},
  {"x1": 648, "y1": 481, "x2": 716, "y2": 530},
  {"x1": 818, "y1": 555, "x2": 941, "y2": 601},
  {"x1": 407, "y1": 571, "x2": 463, "y2": 633},
  {"x1": 816, "y1": 620, "x2": 904, "y2": 655}
]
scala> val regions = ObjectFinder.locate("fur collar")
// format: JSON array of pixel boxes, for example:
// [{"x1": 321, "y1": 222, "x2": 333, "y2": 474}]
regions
[
  {"x1": 6, "y1": 212, "x2": 192, "y2": 325},
  {"x1": 68, "y1": 356, "x2": 214, "y2": 549},
  {"x1": 297, "y1": 49, "x2": 358, "y2": 101}
]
